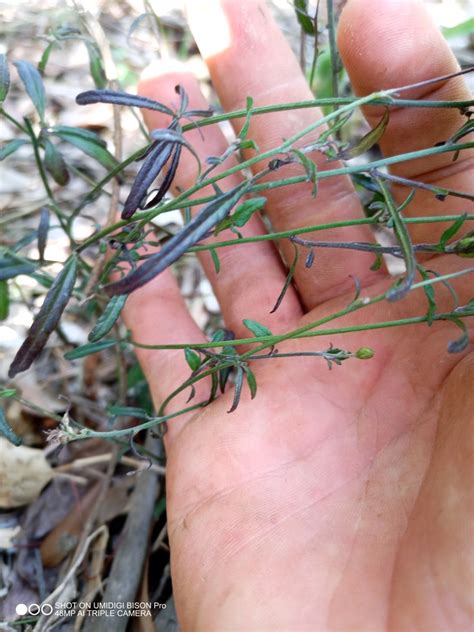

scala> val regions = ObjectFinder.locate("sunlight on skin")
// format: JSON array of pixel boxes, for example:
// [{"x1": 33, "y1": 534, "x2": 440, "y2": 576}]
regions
[{"x1": 185, "y1": 0, "x2": 232, "y2": 59}]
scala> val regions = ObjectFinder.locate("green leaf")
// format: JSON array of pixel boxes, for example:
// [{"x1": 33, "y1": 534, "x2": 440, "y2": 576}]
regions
[
  {"x1": 37, "y1": 207, "x2": 50, "y2": 262},
  {"x1": 107, "y1": 405, "x2": 149, "y2": 419},
  {"x1": 0, "y1": 280, "x2": 9, "y2": 320},
  {"x1": 370, "y1": 253, "x2": 383, "y2": 272},
  {"x1": 38, "y1": 41, "x2": 56, "y2": 75},
  {"x1": 228, "y1": 366, "x2": 244, "y2": 413},
  {"x1": 0, "y1": 405, "x2": 22, "y2": 446},
  {"x1": 0, "y1": 252, "x2": 36, "y2": 281},
  {"x1": 8, "y1": 256, "x2": 78, "y2": 377},
  {"x1": 271, "y1": 242, "x2": 299, "y2": 313},
  {"x1": 184, "y1": 348, "x2": 201, "y2": 371},
  {"x1": 0, "y1": 54, "x2": 10, "y2": 103},
  {"x1": 442, "y1": 18, "x2": 474, "y2": 39},
  {"x1": 210, "y1": 247, "x2": 220, "y2": 273},
  {"x1": 14, "y1": 60, "x2": 46, "y2": 122},
  {"x1": 0, "y1": 389, "x2": 17, "y2": 398},
  {"x1": 440, "y1": 214, "x2": 467, "y2": 247},
  {"x1": 85, "y1": 41, "x2": 107, "y2": 89},
  {"x1": 215, "y1": 197, "x2": 266, "y2": 234},
  {"x1": 54, "y1": 126, "x2": 119, "y2": 172},
  {"x1": 65, "y1": 338, "x2": 116, "y2": 360},
  {"x1": 294, "y1": 0, "x2": 315, "y2": 35},
  {"x1": 88, "y1": 294, "x2": 127, "y2": 342},
  {"x1": 417, "y1": 265, "x2": 436, "y2": 326},
  {"x1": 292, "y1": 149, "x2": 317, "y2": 196},
  {"x1": 0, "y1": 139, "x2": 29, "y2": 161},
  {"x1": 239, "y1": 96, "x2": 254, "y2": 140},
  {"x1": 334, "y1": 109, "x2": 390, "y2": 160},
  {"x1": 43, "y1": 138, "x2": 69, "y2": 185},
  {"x1": 243, "y1": 366, "x2": 257, "y2": 399},
  {"x1": 242, "y1": 319, "x2": 272, "y2": 338}
]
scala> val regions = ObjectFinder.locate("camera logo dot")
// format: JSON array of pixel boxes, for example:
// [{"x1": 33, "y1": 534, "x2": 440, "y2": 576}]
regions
[{"x1": 15, "y1": 604, "x2": 27, "y2": 616}]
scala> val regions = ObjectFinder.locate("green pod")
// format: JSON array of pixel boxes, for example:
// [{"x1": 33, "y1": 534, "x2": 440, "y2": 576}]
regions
[{"x1": 88, "y1": 294, "x2": 127, "y2": 342}]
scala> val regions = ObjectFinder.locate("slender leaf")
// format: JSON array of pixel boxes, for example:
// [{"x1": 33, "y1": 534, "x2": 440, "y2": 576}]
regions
[
  {"x1": 417, "y1": 265, "x2": 436, "y2": 326},
  {"x1": 0, "y1": 139, "x2": 29, "y2": 161},
  {"x1": 65, "y1": 338, "x2": 116, "y2": 360},
  {"x1": 271, "y1": 242, "x2": 299, "y2": 313},
  {"x1": 439, "y1": 213, "x2": 467, "y2": 247},
  {"x1": 0, "y1": 54, "x2": 10, "y2": 103},
  {"x1": 88, "y1": 294, "x2": 127, "y2": 342},
  {"x1": 14, "y1": 60, "x2": 46, "y2": 122},
  {"x1": 184, "y1": 348, "x2": 201, "y2": 371},
  {"x1": 38, "y1": 41, "x2": 55, "y2": 74},
  {"x1": 0, "y1": 406, "x2": 22, "y2": 446},
  {"x1": 85, "y1": 41, "x2": 107, "y2": 89},
  {"x1": 215, "y1": 196, "x2": 266, "y2": 234},
  {"x1": 106, "y1": 181, "x2": 251, "y2": 296},
  {"x1": 0, "y1": 280, "x2": 9, "y2": 320},
  {"x1": 43, "y1": 138, "x2": 69, "y2": 185},
  {"x1": 53, "y1": 125, "x2": 107, "y2": 147},
  {"x1": 447, "y1": 317, "x2": 469, "y2": 353},
  {"x1": 334, "y1": 109, "x2": 389, "y2": 160},
  {"x1": 141, "y1": 142, "x2": 182, "y2": 212},
  {"x1": 8, "y1": 256, "x2": 78, "y2": 377},
  {"x1": 242, "y1": 319, "x2": 272, "y2": 338},
  {"x1": 107, "y1": 405, "x2": 150, "y2": 419},
  {"x1": 243, "y1": 366, "x2": 257, "y2": 399},
  {"x1": 228, "y1": 366, "x2": 244, "y2": 413},
  {"x1": 210, "y1": 248, "x2": 220, "y2": 273},
  {"x1": 76, "y1": 89, "x2": 174, "y2": 116},
  {"x1": 37, "y1": 207, "x2": 50, "y2": 262},
  {"x1": 54, "y1": 127, "x2": 119, "y2": 172},
  {"x1": 294, "y1": 0, "x2": 315, "y2": 35},
  {"x1": 239, "y1": 96, "x2": 254, "y2": 140},
  {"x1": 0, "y1": 252, "x2": 36, "y2": 281},
  {"x1": 0, "y1": 389, "x2": 17, "y2": 398}
]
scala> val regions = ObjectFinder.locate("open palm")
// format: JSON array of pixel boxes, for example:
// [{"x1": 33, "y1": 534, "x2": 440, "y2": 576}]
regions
[{"x1": 122, "y1": 1, "x2": 474, "y2": 630}]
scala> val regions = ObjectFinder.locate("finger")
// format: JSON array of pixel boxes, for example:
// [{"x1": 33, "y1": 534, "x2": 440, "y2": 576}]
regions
[
  {"x1": 121, "y1": 266, "x2": 209, "y2": 444},
  {"x1": 186, "y1": 0, "x2": 382, "y2": 309},
  {"x1": 138, "y1": 67, "x2": 302, "y2": 335},
  {"x1": 338, "y1": 0, "x2": 474, "y2": 244}
]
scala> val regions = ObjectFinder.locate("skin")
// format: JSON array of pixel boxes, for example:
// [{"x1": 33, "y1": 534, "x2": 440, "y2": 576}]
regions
[{"x1": 121, "y1": 1, "x2": 474, "y2": 630}]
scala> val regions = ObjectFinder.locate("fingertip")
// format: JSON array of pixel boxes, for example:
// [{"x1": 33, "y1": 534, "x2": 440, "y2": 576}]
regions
[{"x1": 338, "y1": 0, "x2": 458, "y2": 96}]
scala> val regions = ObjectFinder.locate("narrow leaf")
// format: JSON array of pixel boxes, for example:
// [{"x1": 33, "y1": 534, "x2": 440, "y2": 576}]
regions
[
  {"x1": 0, "y1": 252, "x2": 36, "y2": 281},
  {"x1": 37, "y1": 207, "x2": 50, "y2": 262},
  {"x1": 271, "y1": 242, "x2": 299, "y2": 313},
  {"x1": 107, "y1": 405, "x2": 149, "y2": 419},
  {"x1": 85, "y1": 41, "x2": 107, "y2": 89},
  {"x1": 215, "y1": 196, "x2": 266, "y2": 234},
  {"x1": 65, "y1": 338, "x2": 116, "y2": 360},
  {"x1": 294, "y1": 0, "x2": 315, "y2": 35},
  {"x1": 8, "y1": 256, "x2": 78, "y2": 377},
  {"x1": 122, "y1": 138, "x2": 174, "y2": 218},
  {"x1": 0, "y1": 406, "x2": 22, "y2": 446},
  {"x1": 243, "y1": 366, "x2": 257, "y2": 399},
  {"x1": 88, "y1": 294, "x2": 127, "y2": 342},
  {"x1": 417, "y1": 265, "x2": 436, "y2": 326},
  {"x1": 242, "y1": 319, "x2": 272, "y2": 338},
  {"x1": 53, "y1": 125, "x2": 107, "y2": 147},
  {"x1": 76, "y1": 89, "x2": 174, "y2": 116},
  {"x1": 239, "y1": 96, "x2": 254, "y2": 140},
  {"x1": 54, "y1": 127, "x2": 119, "y2": 172},
  {"x1": 43, "y1": 138, "x2": 69, "y2": 185},
  {"x1": 0, "y1": 54, "x2": 10, "y2": 102},
  {"x1": 0, "y1": 280, "x2": 9, "y2": 320},
  {"x1": 334, "y1": 109, "x2": 389, "y2": 160},
  {"x1": 210, "y1": 248, "x2": 220, "y2": 273},
  {"x1": 106, "y1": 181, "x2": 250, "y2": 296},
  {"x1": 0, "y1": 139, "x2": 29, "y2": 161},
  {"x1": 141, "y1": 142, "x2": 182, "y2": 212},
  {"x1": 439, "y1": 213, "x2": 467, "y2": 247},
  {"x1": 228, "y1": 367, "x2": 244, "y2": 413},
  {"x1": 184, "y1": 348, "x2": 201, "y2": 371},
  {"x1": 447, "y1": 317, "x2": 469, "y2": 353},
  {"x1": 14, "y1": 60, "x2": 46, "y2": 122}
]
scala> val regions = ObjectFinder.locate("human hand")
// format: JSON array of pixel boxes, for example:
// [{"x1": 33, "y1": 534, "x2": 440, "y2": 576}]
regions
[{"x1": 122, "y1": 1, "x2": 473, "y2": 629}]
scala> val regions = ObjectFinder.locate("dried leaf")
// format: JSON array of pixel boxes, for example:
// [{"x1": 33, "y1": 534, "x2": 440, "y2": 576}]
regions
[
  {"x1": 13, "y1": 60, "x2": 46, "y2": 122},
  {"x1": 8, "y1": 256, "x2": 78, "y2": 377},
  {"x1": 76, "y1": 88, "x2": 174, "y2": 116},
  {"x1": 0, "y1": 438, "x2": 53, "y2": 507}
]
